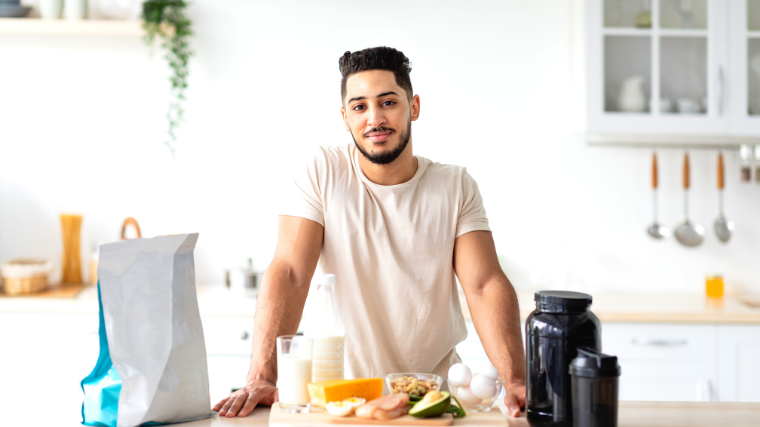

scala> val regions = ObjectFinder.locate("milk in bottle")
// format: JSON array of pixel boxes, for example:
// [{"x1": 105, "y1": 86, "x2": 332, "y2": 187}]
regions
[{"x1": 305, "y1": 274, "x2": 345, "y2": 382}]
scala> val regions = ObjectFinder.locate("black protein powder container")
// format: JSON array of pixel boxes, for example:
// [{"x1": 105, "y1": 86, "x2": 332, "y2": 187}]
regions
[
  {"x1": 570, "y1": 347, "x2": 621, "y2": 427},
  {"x1": 526, "y1": 291, "x2": 601, "y2": 427}
]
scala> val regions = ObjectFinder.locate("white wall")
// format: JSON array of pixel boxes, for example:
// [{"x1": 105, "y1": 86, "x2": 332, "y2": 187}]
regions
[{"x1": 2, "y1": 0, "x2": 759, "y2": 295}]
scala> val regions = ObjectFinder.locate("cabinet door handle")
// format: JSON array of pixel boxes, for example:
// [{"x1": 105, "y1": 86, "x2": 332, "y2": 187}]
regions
[
  {"x1": 717, "y1": 65, "x2": 725, "y2": 116},
  {"x1": 631, "y1": 337, "x2": 688, "y2": 347}
]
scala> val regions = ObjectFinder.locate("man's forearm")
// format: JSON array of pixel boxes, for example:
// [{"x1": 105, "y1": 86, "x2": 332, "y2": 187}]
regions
[
  {"x1": 464, "y1": 274, "x2": 525, "y2": 385},
  {"x1": 247, "y1": 263, "x2": 311, "y2": 384}
]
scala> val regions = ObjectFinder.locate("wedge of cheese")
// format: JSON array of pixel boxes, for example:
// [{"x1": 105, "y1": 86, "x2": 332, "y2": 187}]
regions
[{"x1": 307, "y1": 378, "x2": 383, "y2": 408}]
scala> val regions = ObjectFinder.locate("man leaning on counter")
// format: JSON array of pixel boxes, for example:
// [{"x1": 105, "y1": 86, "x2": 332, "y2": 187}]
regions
[{"x1": 213, "y1": 46, "x2": 526, "y2": 419}]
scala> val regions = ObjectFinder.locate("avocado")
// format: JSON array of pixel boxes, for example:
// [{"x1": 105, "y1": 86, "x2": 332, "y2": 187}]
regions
[{"x1": 409, "y1": 391, "x2": 451, "y2": 418}]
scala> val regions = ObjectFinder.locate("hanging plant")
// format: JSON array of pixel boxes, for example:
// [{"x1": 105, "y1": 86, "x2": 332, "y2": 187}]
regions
[{"x1": 142, "y1": 0, "x2": 193, "y2": 156}]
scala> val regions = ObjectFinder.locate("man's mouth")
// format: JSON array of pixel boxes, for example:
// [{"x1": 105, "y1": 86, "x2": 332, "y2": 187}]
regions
[{"x1": 364, "y1": 130, "x2": 392, "y2": 143}]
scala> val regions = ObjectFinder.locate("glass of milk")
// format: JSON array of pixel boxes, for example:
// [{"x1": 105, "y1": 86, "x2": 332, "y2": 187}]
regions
[{"x1": 276, "y1": 335, "x2": 313, "y2": 413}]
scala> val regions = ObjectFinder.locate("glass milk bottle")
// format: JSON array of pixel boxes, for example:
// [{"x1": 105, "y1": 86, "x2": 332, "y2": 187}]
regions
[{"x1": 305, "y1": 274, "x2": 345, "y2": 382}]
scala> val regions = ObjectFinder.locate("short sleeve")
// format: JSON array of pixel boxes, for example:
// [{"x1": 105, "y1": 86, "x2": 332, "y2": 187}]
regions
[
  {"x1": 455, "y1": 170, "x2": 490, "y2": 238},
  {"x1": 279, "y1": 150, "x2": 325, "y2": 227}
]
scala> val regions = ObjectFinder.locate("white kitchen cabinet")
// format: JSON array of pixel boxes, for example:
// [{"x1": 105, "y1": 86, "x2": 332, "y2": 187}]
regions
[
  {"x1": 586, "y1": 0, "x2": 759, "y2": 138},
  {"x1": 717, "y1": 324, "x2": 760, "y2": 402},
  {"x1": 601, "y1": 322, "x2": 719, "y2": 401},
  {"x1": 200, "y1": 316, "x2": 255, "y2": 403},
  {"x1": 728, "y1": 0, "x2": 760, "y2": 134}
]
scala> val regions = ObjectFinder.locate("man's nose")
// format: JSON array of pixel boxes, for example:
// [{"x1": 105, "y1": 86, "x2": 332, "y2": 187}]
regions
[{"x1": 366, "y1": 105, "x2": 386, "y2": 128}]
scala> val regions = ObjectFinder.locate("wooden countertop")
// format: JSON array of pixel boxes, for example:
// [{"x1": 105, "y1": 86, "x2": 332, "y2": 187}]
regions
[
  {"x1": 2, "y1": 283, "x2": 760, "y2": 324},
  {"x1": 168, "y1": 401, "x2": 760, "y2": 427},
  {"x1": 460, "y1": 291, "x2": 760, "y2": 324}
]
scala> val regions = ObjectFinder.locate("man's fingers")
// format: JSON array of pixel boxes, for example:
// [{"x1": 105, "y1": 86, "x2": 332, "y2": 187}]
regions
[
  {"x1": 505, "y1": 393, "x2": 521, "y2": 417},
  {"x1": 219, "y1": 394, "x2": 237, "y2": 417},
  {"x1": 504, "y1": 392, "x2": 525, "y2": 417},
  {"x1": 226, "y1": 394, "x2": 248, "y2": 418},
  {"x1": 212, "y1": 396, "x2": 229, "y2": 412},
  {"x1": 504, "y1": 384, "x2": 526, "y2": 417},
  {"x1": 237, "y1": 391, "x2": 262, "y2": 417},
  {"x1": 221, "y1": 394, "x2": 243, "y2": 417}
]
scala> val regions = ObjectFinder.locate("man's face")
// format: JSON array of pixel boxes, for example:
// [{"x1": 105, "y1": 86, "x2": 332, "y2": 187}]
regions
[{"x1": 341, "y1": 70, "x2": 420, "y2": 165}]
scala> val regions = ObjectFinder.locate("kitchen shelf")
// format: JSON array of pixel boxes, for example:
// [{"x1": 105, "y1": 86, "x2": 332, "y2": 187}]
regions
[
  {"x1": 0, "y1": 18, "x2": 142, "y2": 36},
  {"x1": 586, "y1": 133, "x2": 760, "y2": 150},
  {"x1": 658, "y1": 29, "x2": 709, "y2": 37},
  {"x1": 602, "y1": 28, "x2": 709, "y2": 38},
  {"x1": 602, "y1": 28, "x2": 652, "y2": 37}
]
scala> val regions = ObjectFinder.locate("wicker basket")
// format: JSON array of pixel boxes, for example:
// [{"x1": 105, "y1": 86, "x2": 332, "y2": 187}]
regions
[
  {"x1": 0, "y1": 259, "x2": 53, "y2": 296},
  {"x1": 2, "y1": 275, "x2": 48, "y2": 295}
]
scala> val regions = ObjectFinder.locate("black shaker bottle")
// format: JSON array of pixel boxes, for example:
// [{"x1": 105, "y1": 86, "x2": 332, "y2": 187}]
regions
[
  {"x1": 570, "y1": 347, "x2": 621, "y2": 427},
  {"x1": 526, "y1": 291, "x2": 601, "y2": 427}
]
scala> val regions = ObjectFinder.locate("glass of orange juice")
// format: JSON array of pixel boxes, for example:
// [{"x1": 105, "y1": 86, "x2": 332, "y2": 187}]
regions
[{"x1": 705, "y1": 275, "x2": 724, "y2": 298}]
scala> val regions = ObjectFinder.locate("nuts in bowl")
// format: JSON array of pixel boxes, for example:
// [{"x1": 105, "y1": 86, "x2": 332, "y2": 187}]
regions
[{"x1": 385, "y1": 373, "x2": 443, "y2": 400}]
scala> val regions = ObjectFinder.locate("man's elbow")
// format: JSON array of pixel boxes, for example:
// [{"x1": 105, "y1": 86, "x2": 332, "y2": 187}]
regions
[{"x1": 464, "y1": 271, "x2": 513, "y2": 297}]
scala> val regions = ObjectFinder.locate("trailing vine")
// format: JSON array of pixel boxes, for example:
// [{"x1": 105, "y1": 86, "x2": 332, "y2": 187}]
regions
[{"x1": 142, "y1": 0, "x2": 193, "y2": 156}]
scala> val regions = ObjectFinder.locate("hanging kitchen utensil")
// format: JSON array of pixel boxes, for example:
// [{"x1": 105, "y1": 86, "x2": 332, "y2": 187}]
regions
[
  {"x1": 647, "y1": 152, "x2": 669, "y2": 239},
  {"x1": 674, "y1": 152, "x2": 705, "y2": 247},
  {"x1": 714, "y1": 151, "x2": 734, "y2": 242}
]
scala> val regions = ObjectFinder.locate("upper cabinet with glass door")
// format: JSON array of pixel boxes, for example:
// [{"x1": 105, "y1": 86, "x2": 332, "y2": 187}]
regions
[
  {"x1": 586, "y1": 0, "x2": 732, "y2": 136},
  {"x1": 728, "y1": 0, "x2": 760, "y2": 134}
]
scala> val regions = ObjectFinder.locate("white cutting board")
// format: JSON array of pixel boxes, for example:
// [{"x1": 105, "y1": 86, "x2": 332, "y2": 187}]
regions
[{"x1": 269, "y1": 403, "x2": 508, "y2": 426}]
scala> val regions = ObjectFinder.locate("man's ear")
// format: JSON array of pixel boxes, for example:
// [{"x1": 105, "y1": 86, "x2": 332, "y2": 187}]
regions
[
  {"x1": 340, "y1": 106, "x2": 350, "y2": 131},
  {"x1": 410, "y1": 95, "x2": 421, "y2": 121}
]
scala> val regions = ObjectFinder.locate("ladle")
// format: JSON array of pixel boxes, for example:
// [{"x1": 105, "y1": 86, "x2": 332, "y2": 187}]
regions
[
  {"x1": 714, "y1": 152, "x2": 734, "y2": 242},
  {"x1": 647, "y1": 152, "x2": 669, "y2": 239},
  {"x1": 674, "y1": 151, "x2": 705, "y2": 247}
]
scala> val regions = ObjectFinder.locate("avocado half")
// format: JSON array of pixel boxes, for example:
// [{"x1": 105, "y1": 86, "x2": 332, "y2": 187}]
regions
[{"x1": 409, "y1": 391, "x2": 451, "y2": 418}]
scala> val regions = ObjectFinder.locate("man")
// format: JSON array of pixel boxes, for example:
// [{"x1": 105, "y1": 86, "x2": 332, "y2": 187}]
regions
[{"x1": 213, "y1": 46, "x2": 525, "y2": 418}]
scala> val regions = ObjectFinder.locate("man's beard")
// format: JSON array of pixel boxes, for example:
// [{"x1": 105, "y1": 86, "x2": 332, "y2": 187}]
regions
[{"x1": 351, "y1": 119, "x2": 411, "y2": 165}]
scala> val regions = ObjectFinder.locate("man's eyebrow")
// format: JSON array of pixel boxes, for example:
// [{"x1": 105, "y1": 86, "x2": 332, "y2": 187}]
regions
[
  {"x1": 347, "y1": 91, "x2": 400, "y2": 104},
  {"x1": 347, "y1": 96, "x2": 366, "y2": 104}
]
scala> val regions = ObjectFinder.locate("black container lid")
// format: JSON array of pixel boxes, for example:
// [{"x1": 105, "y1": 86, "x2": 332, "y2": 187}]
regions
[
  {"x1": 534, "y1": 290, "x2": 592, "y2": 313},
  {"x1": 569, "y1": 347, "x2": 621, "y2": 378}
]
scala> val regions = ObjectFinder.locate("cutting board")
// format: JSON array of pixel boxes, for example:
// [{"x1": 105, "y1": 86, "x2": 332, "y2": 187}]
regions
[
  {"x1": 269, "y1": 402, "x2": 507, "y2": 426},
  {"x1": 269, "y1": 403, "x2": 451, "y2": 426}
]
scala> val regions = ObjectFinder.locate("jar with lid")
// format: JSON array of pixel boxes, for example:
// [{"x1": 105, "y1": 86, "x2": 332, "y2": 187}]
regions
[{"x1": 526, "y1": 291, "x2": 601, "y2": 427}]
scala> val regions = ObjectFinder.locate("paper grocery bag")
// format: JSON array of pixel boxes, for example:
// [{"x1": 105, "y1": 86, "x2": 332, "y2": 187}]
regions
[{"x1": 81, "y1": 234, "x2": 213, "y2": 426}]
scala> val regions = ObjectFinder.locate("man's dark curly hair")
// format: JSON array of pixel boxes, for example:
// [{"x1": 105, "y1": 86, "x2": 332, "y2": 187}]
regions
[{"x1": 339, "y1": 46, "x2": 413, "y2": 103}]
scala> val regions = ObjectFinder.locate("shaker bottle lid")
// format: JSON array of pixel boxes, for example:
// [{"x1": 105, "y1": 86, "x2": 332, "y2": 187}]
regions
[
  {"x1": 569, "y1": 347, "x2": 621, "y2": 378},
  {"x1": 535, "y1": 290, "x2": 592, "y2": 313}
]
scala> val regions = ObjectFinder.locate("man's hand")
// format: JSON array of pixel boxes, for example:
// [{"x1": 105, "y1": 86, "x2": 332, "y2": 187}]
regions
[
  {"x1": 213, "y1": 379, "x2": 278, "y2": 418},
  {"x1": 503, "y1": 382, "x2": 526, "y2": 417}
]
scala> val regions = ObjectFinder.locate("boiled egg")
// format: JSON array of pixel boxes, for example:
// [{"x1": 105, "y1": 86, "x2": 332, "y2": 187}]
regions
[
  {"x1": 342, "y1": 397, "x2": 366, "y2": 412},
  {"x1": 470, "y1": 374, "x2": 498, "y2": 400},
  {"x1": 454, "y1": 385, "x2": 483, "y2": 406},
  {"x1": 326, "y1": 401, "x2": 353, "y2": 417},
  {"x1": 447, "y1": 363, "x2": 472, "y2": 387}
]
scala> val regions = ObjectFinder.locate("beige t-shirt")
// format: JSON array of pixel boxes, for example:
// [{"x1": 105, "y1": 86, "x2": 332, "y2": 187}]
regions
[{"x1": 281, "y1": 144, "x2": 491, "y2": 382}]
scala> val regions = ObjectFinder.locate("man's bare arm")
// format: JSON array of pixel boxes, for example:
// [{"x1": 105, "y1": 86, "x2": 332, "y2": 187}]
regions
[
  {"x1": 453, "y1": 230, "x2": 525, "y2": 417},
  {"x1": 214, "y1": 216, "x2": 324, "y2": 417}
]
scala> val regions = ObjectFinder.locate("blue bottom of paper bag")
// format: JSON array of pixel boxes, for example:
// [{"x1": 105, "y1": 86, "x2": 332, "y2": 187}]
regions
[{"x1": 81, "y1": 282, "x2": 122, "y2": 426}]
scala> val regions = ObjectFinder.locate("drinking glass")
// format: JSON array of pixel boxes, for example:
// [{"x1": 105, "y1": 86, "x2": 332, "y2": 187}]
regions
[
  {"x1": 276, "y1": 335, "x2": 313, "y2": 413},
  {"x1": 705, "y1": 275, "x2": 724, "y2": 298}
]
